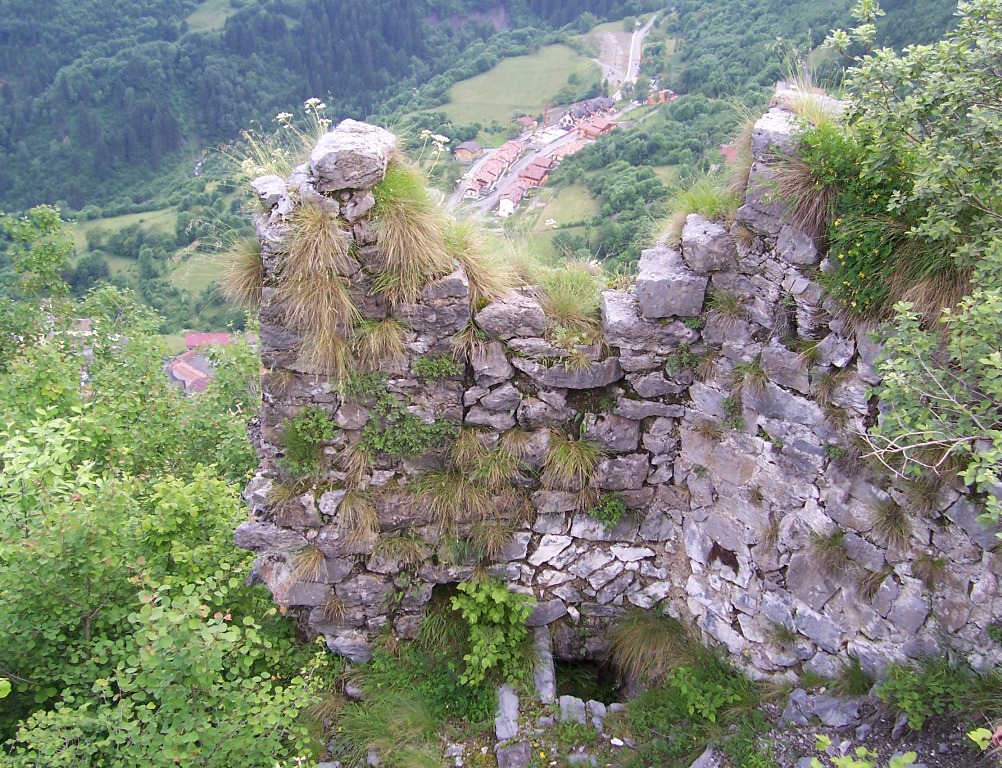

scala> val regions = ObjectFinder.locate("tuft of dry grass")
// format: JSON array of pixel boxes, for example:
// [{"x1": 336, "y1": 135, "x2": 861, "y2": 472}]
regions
[
  {"x1": 811, "y1": 530, "x2": 849, "y2": 577},
  {"x1": 450, "y1": 321, "x2": 490, "y2": 361},
  {"x1": 607, "y1": 609, "x2": 696, "y2": 682},
  {"x1": 542, "y1": 431, "x2": 605, "y2": 491},
  {"x1": 661, "y1": 176, "x2": 742, "y2": 245},
  {"x1": 695, "y1": 420, "x2": 724, "y2": 442},
  {"x1": 472, "y1": 447, "x2": 525, "y2": 492},
  {"x1": 857, "y1": 566, "x2": 891, "y2": 602},
  {"x1": 772, "y1": 152, "x2": 838, "y2": 243},
  {"x1": 732, "y1": 355, "x2": 769, "y2": 397},
  {"x1": 449, "y1": 427, "x2": 491, "y2": 472},
  {"x1": 445, "y1": 221, "x2": 519, "y2": 309},
  {"x1": 290, "y1": 544, "x2": 327, "y2": 582},
  {"x1": 902, "y1": 474, "x2": 947, "y2": 517},
  {"x1": 371, "y1": 159, "x2": 455, "y2": 303},
  {"x1": 375, "y1": 535, "x2": 428, "y2": 568},
  {"x1": 468, "y1": 520, "x2": 516, "y2": 561},
  {"x1": 283, "y1": 200, "x2": 356, "y2": 279},
  {"x1": 412, "y1": 470, "x2": 492, "y2": 529},
  {"x1": 299, "y1": 326, "x2": 353, "y2": 380},
  {"x1": 872, "y1": 498, "x2": 910, "y2": 551},
  {"x1": 221, "y1": 236, "x2": 265, "y2": 307},
  {"x1": 339, "y1": 442, "x2": 372, "y2": 487},
  {"x1": 707, "y1": 289, "x2": 745, "y2": 329},
  {"x1": 533, "y1": 259, "x2": 603, "y2": 336},
  {"x1": 352, "y1": 318, "x2": 407, "y2": 371},
  {"x1": 912, "y1": 551, "x2": 947, "y2": 591},
  {"x1": 337, "y1": 489, "x2": 379, "y2": 544},
  {"x1": 727, "y1": 112, "x2": 758, "y2": 197},
  {"x1": 320, "y1": 595, "x2": 348, "y2": 623}
]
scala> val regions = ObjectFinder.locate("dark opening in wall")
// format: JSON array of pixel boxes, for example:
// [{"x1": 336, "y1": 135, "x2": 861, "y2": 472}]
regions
[{"x1": 554, "y1": 659, "x2": 622, "y2": 703}]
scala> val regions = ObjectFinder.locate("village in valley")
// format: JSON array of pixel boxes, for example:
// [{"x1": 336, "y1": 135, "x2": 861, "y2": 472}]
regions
[{"x1": 448, "y1": 90, "x2": 679, "y2": 222}]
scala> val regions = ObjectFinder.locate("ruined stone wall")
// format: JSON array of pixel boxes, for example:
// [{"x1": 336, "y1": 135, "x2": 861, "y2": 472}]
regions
[{"x1": 235, "y1": 104, "x2": 1002, "y2": 680}]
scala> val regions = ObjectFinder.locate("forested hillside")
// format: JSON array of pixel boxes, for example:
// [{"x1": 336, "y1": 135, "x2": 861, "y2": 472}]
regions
[
  {"x1": 544, "y1": 0, "x2": 959, "y2": 267},
  {"x1": 0, "y1": 0, "x2": 643, "y2": 213}
]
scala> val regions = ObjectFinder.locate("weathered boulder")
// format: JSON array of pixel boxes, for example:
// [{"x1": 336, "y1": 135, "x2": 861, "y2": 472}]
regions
[
  {"x1": 476, "y1": 291, "x2": 547, "y2": 339},
  {"x1": 512, "y1": 356, "x2": 624, "y2": 390},
  {"x1": 681, "y1": 215, "x2": 738, "y2": 273},
  {"x1": 635, "y1": 246, "x2": 709, "y2": 318},
  {"x1": 310, "y1": 119, "x2": 396, "y2": 192}
]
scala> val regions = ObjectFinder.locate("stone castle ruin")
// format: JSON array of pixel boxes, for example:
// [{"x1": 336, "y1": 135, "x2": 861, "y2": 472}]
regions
[{"x1": 234, "y1": 100, "x2": 1001, "y2": 685}]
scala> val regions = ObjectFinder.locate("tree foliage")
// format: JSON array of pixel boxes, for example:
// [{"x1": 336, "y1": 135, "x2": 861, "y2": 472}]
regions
[
  {"x1": 824, "y1": 0, "x2": 1002, "y2": 524},
  {"x1": 0, "y1": 213, "x2": 325, "y2": 762}
]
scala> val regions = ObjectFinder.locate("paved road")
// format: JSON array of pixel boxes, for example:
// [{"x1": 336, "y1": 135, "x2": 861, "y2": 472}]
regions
[{"x1": 448, "y1": 130, "x2": 583, "y2": 218}]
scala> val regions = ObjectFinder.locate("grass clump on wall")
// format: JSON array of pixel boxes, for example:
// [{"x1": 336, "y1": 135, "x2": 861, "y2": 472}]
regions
[
  {"x1": 220, "y1": 236, "x2": 265, "y2": 308},
  {"x1": 371, "y1": 159, "x2": 455, "y2": 303}
]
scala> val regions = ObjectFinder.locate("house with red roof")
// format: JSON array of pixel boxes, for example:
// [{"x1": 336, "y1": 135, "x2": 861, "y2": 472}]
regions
[
  {"x1": 578, "y1": 117, "x2": 616, "y2": 141},
  {"x1": 185, "y1": 332, "x2": 231, "y2": 352},
  {"x1": 518, "y1": 163, "x2": 549, "y2": 187}
]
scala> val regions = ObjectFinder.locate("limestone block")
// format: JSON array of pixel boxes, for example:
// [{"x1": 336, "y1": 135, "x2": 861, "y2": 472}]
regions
[
  {"x1": 595, "y1": 454, "x2": 649, "y2": 490},
  {"x1": 476, "y1": 291, "x2": 547, "y2": 339},
  {"x1": 776, "y1": 224, "x2": 819, "y2": 266},
  {"x1": 568, "y1": 549, "x2": 615, "y2": 578},
  {"x1": 335, "y1": 574, "x2": 393, "y2": 607},
  {"x1": 681, "y1": 215, "x2": 738, "y2": 273},
  {"x1": 602, "y1": 290, "x2": 696, "y2": 352},
  {"x1": 596, "y1": 571, "x2": 635, "y2": 604},
  {"x1": 584, "y1": 414, "x2": 640, "y2": 453},
  {"x1": 251, "y1": 174, "x2": 288, "y2": 207},
  {"x1": 533, "y1": 491, "x2": 579, "y2": 516},
  {"x1": 760, "y1": 342, "x2": 810, "y2": 394},
  {"x1": 636, "y1": 246, "x2": 709, "y2": 317},
  {"x1": 786, "y1": 552, "x2": 839, "y2": 611},
  {"x1": 326, "y1": 630, "x2": 373, "y2": 663},
  {"x1": 310, "y1": 120, "x2": 396, "y2": 192},
  {"x1": 528, "y1": 535, "x2": 573, "y2": 567},
  {"x1": 887, "y1": 578, "x2": 930, "y2": 633},
  {"x1": 465, "y1": 405, "x2": 517, "y2": 431},
  {"x1": 614, "y1": 398, "x2": 683, "y2": 420},
  {"x1": 750, "y1": 107, "x2": 800, "y2": 161},
  {"x1": 469, "y1": 341, "x2": 514, "y2": 387},
  {"x1": 794, "y1": 606, "x2": 844, "y2": 653},
  {"x1": 527, "y1": 599, "x2": 567, "y2": 627},
  {"x1": 481, "y1": 382, "x2": 521, "y2": 411},
  {"x1": 234, "y1": 521, "x2": 307, "y2": 553},
  {"x1": 511, "y1": 355, "x2": 623, "y2": 390}
]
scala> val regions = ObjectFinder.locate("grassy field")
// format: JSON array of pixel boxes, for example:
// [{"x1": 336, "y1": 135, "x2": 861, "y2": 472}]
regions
[
  {"x1": 185, "y1": 0, "x2": 239, "y2": 33},
  {"x1": 651, "y1": 164, "x2": 681, "y2": 185},
  {"x1": 160, "y1": 334, "x2": 188, "y2": 356},
  {"x1": 440, "y1": 44, "x2": 592, "y2": 125},
  {"x1": 169, "y1": 247, "x2": 229, "y2": 297},
  {"x1": 527, "y1": 183, "x2": 600, "y2": 230},
  {"x1": 71, "y1": 208, "x2": 177, "y2": 254}
]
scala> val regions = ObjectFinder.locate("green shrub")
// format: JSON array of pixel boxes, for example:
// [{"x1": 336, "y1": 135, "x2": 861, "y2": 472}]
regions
[
  {"x1": 449, "y1": 578, "x2": 535, "y2": 687},
  {"x1": 626, "y1": 655, "x2": 762, "y2": 767},
  {"x1": 798, "y1": 123, "x2": 964, "y2": 320},
  {"x1": 587, "y1": 492, "x2": 628, "y2": 530},
  {"x1": 280, "y1": 406, "x2": 339, "y2": 478},
  {"x1": 412, "y1": 354, "x2": 463, "y2": 379},
  {"x1": 875, "y1": 660, "x2": 970, "y2": 730}
]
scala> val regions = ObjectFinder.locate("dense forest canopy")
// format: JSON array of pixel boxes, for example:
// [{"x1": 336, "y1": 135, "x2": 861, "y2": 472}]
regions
[{"x1": 0, "y1": 0, "x2": 647, "y2": 212}]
